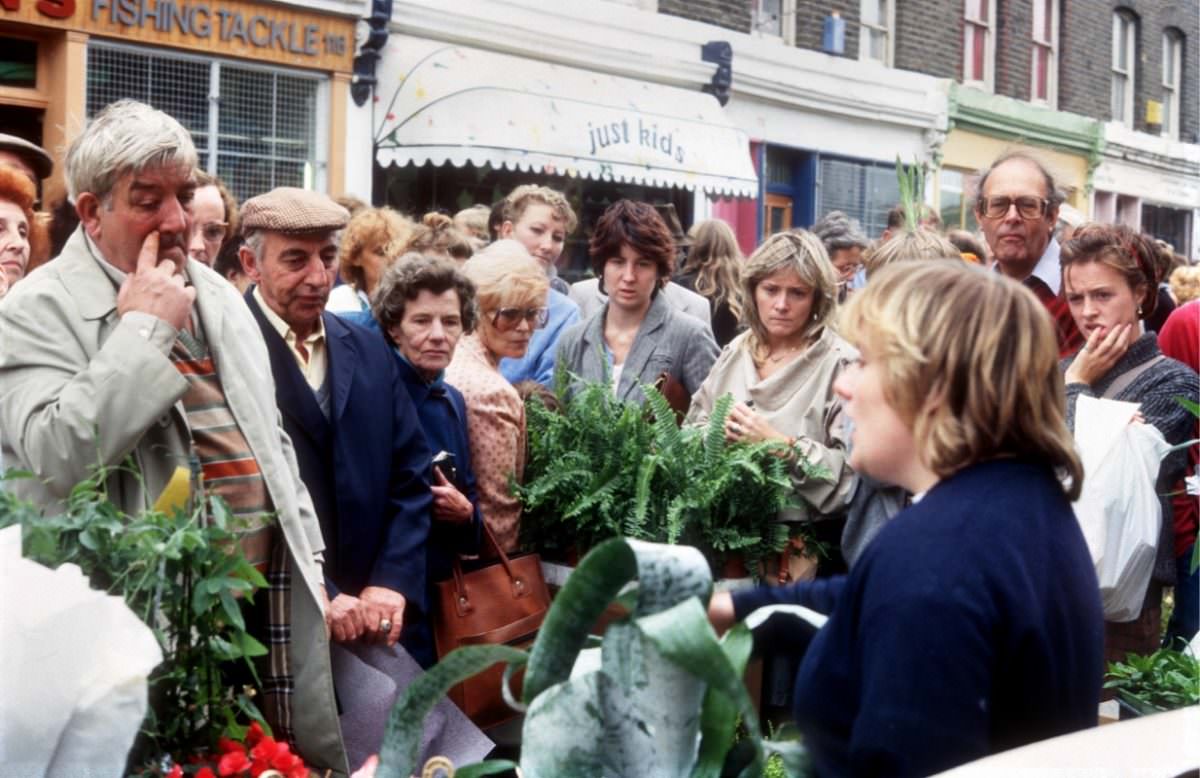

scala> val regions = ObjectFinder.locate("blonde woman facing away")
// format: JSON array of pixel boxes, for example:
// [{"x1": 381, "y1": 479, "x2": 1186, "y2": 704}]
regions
[
  {"x1": 709, "y1": 262, "x2": 1103, "y2": 778},
  {"x1": 675, "y1": 219, "x2": 745, "y2": 347},
  {"x1": 444, "y1": 240, "x2": 549, "y2": 552}
]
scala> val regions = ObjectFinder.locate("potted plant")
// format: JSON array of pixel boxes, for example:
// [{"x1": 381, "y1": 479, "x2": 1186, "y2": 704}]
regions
[{"x1": 375, "y1": 537, "x2": 812, "y2": 777}]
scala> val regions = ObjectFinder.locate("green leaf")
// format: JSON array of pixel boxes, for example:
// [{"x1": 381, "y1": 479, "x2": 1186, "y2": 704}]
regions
[
  {"x1": 219, "y1": 588, "x2": 245, "y2": 631},
  {"x1": 453, "y1": 760, "x2": 521, "y2": 778},
  {"x1": 637, "y1": 598, "x2": 762, "y2": 775},
  {"x1": 376, "y1": 644, "x2": 528, "y2": 778},
  {"x1": 519, "y1": 671, "x2": 612, "y2": 778},
  {"x1": 694, "y1": 623, "x2": 754, "y2": 778},
  {"x1": 1176, "y1": 396, "x2": 1199, "y2": 417}
]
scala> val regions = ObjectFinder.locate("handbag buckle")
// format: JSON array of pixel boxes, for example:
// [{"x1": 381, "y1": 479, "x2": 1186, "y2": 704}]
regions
[
  {"x1": 512, "y1": 577, "x2": 526, "y2": 598},
  {"x1": 456, "y1": 593, "x2": 473, "y2": 617}
]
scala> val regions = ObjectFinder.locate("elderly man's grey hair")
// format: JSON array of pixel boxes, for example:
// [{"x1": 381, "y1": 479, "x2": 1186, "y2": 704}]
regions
[
  {"x1": 65, "y1": 99, "x2": 198, "y2": 201},
  {"x1": 811, "y1": 210, "x2": 870, "y2": 254}
]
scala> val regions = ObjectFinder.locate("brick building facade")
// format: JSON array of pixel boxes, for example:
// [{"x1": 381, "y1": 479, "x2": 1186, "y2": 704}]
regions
[{"x1": 657, "y1": 0, "x2": 1198, "y2": 140}]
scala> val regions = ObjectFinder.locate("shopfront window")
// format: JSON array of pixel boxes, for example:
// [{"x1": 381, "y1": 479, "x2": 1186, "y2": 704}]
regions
[
  {"x1": 87, "y1": 43, "x2": 327, "y2": 202},
  {"x1": 817, "y1": 157, "x2": 899, "y2": 240},
  {"x1": 0, "y1": 37, "x2": 38, "y2": 89},
  {"x1": 1142, "y1": 203, "x2": 1192, "y2": 259},
  {"x1": 938, "y1": 168, "x2": 980, "y2": 232}
]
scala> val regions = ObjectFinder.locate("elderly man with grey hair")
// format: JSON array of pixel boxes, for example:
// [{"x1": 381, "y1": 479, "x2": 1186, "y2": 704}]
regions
[
  {"x1": 810, "y1": 210, "x2": 870, "y2": 300},
  {"x1": 0, "y1": 100, "x2": 348, "y2": 774}
]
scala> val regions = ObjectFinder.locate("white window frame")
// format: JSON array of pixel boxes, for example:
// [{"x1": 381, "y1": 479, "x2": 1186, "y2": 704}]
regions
[
  {"x1": 1111, "y1": 11, "x2": 1136, "y2": 126},
  {"x1": 85, "y1": 41, "x2": 330, "y2": 197},
  {"x1": 858, "y1": 0, "x2": 894, "y2": 66},
  {"x1": 753, "y1": 0, "x2": 796, "y2": 45},
  {"x1": 1030, "y1": 0, "x2": 1059, "y2": 107},
  {"x1": 962, "y1": 0, "x2": 996, "y2": 91},
  {"x1": 1162, "y1": 30, "x2": 1183, "y2": 140}
]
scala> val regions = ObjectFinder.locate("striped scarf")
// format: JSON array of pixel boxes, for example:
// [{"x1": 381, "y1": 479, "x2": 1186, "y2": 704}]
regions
[{"x1": 169, "y1": 329, "x2": 294, "y2": 744}]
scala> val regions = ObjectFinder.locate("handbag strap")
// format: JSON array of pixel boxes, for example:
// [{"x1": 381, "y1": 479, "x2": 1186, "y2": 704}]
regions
[
  {"x1": 451, "y1": 519, "x2": 520, "y2": 598},
  {"x1": 1101, "y1": 355, "x2": 1164, "y2": 400}
]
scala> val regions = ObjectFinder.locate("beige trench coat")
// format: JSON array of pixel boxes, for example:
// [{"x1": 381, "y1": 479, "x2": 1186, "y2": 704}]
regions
[
  {"x1": 685, "y1": 326, "x2": 857, "y2": 518},
  {"x1": 0, "y1": 228, "x2": 348, "y2": 775}
]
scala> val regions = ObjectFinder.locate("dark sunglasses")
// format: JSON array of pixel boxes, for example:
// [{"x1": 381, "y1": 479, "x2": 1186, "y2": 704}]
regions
[
  {"x1": 491, "y1": 306, "x2": 549, "y2": 331},
  {"x1": 977, "y1": 196, "x2": 1048, "y2": 220}
]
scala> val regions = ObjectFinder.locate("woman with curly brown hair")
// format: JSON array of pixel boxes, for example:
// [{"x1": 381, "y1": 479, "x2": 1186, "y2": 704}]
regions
[
  {"x1": 1059, "y1": 223, "x2": 1199, "y2": 662},
  {"x1": 328, "y1": 207, "x2": 416, "y2": 314},
  {"x1": 0, "y1": 165, "x2": 48, "y2": 297},
  {"x1": 556, "y1": 200, "x2": 718, "y2": 408}
]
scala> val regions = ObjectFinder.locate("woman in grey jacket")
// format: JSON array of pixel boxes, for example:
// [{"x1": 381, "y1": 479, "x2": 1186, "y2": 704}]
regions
[{"x1": 556, "y1": 200, "x2": 718, "y2": 407}]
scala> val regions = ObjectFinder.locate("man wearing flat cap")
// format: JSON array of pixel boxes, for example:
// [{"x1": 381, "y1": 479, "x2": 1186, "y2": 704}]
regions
[
  {"x1": 239, "y1": 187, "x2": 435, "y2": 753},
  {"x1": 0, "y1": 102, "x2": 349, "y2": 774},
  {"x1": 0, "y1": 132, "x2": 54, "y2": 186}
]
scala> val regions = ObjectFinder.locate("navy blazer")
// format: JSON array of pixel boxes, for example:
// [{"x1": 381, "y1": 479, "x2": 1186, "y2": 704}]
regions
[{"x1": 246, "y1": 291, "x2": 433, "y2": 615}]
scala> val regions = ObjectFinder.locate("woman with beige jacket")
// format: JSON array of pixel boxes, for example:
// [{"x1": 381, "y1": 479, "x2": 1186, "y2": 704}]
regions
[{"x1": 686, "y1": 230, "x2": 857, "y2": 578}]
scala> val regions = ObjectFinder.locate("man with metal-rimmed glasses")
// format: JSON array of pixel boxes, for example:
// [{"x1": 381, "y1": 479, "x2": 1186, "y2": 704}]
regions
[{"x1": 975, "y1": 152, "x2": 1084, "y2": 356}]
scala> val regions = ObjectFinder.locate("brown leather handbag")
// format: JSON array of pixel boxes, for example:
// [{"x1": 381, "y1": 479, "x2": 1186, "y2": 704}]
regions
[
  {"x1": 431, "y1": 521, "x2": 551, "y2": 728},
  {"x1": 654, "y1": 370, "x2": 691, "y2": 424}
]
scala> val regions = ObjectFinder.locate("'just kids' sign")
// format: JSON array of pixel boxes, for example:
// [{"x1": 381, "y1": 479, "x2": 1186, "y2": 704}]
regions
[{"x1": 587, "y1": 117, "x2": 686, "y2": 166}]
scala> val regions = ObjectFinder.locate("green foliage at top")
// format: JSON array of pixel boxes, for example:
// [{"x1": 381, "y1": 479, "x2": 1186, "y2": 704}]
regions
[
  {"x1": 895, "y1": 156, "x2": 927, "y2": 233},
  {"x1": 515, "y1": 378, "x2": 828, "y2": 574},
  {"x1": 0, "y1": 465, "x2": 272, "y2": 767},
  {"x1": 1104, "y1": 646, "x2": 1200, "y2": 715}
]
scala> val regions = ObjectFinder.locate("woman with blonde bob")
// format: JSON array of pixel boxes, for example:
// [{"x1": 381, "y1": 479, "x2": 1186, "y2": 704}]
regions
[
  {"x1": 710, "y1": 262, "x2": 1104, "y2": 778},
  {"x1": 687, "y1": 230, "x2": 855, "y2": 575},
  {"x1": 444, "y1": 239, "x2": 549, "y2": 552},
  {"x1": 328, "y1": 207, "x2": 416, "y2": 314}
]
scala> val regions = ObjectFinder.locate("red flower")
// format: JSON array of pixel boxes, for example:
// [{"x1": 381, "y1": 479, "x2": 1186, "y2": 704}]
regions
[
  {"x1": 218, "y1": 736, "x2": 245, "y2": 755},
  {"x1": 217, "y1": 749, "x2": 252, "y2": 776},
  {"x1": 245, "y1": 721, "x2": 266, "y2": 746},
  {"x1": 251, "y1": 736, "x2": 288, "y2": 762},
  {"x1": 197, "y1": 769, "x2": 217, "y2": 778},
  {"x1": 166, "y1": 765, "x2": 183, "y2": 778}
]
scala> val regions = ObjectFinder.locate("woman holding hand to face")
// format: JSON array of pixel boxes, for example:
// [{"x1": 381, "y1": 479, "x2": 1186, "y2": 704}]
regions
[
  {"x1": 1059, "y1": 223, "x2": 1198, "y2": 661},
  {"x1": 709, "y1": 262, "x2": 1105, "y2": 777}
]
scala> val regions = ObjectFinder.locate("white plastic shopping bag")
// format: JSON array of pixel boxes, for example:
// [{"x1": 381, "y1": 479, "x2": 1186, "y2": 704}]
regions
[{"x1": 1072, "y1": 395, "x2": 1172, "y2": 623}]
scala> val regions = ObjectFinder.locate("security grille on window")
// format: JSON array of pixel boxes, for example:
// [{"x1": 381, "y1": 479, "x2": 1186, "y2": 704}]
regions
[
  {"x1": 1030, "y1": 0, "x2": 1058, "y2": 106},
  {"x1": 87, "y1": 43, "x2": 327, "y2": 203},
  {"x1": 1162, "y1": 30, "x2": 1183, "y2": 140},
  {"x1": 817, "y1": 158, "x2": 900, "y2": 240},
  {"x1": 1111, "y1": 11, "x2": 1136, "y2": 126},
  {"x1": 962, "y1": 0, "x2": 994, "y2": 90},
  {"x1": 859, "y1": 0, "x2": 891, "y2": 65}
]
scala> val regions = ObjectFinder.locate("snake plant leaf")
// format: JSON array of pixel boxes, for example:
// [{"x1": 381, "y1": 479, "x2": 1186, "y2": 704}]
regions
[
  {"x1": 376, "y1": 644, "x2": 528, "y2": 778},
  {"x1": 637, "y1": 597, "x2": 763, "y2": 775},
  {"x1": 598, "y1": 619, "x2": 707, "y2": 776},
  {"x1": 453, "y1": 760, "x2": 521, "y2": 778},
  {"x1": 519, "y1": 671, "x2": 613, "y2": 778},
  {"x1": 523, "y1": 538, "x2": 712, "y2": 702},
  {"x1": 694, "y1": 622, "x2": 754, "y2": 778}
]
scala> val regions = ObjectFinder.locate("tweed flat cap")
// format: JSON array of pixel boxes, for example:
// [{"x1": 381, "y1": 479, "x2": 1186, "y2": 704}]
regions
[
  {"x1": 240, "y1": 187, "x2": 349, "y2": 234},
  {"x1": 0, "y1": 133, "x2": 54, "y2": 180}
]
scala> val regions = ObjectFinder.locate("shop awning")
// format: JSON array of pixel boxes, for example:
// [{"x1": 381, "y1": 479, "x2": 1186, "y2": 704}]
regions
[{"x1": 374, "y1": 38, "x2": 759, "y2": 198}]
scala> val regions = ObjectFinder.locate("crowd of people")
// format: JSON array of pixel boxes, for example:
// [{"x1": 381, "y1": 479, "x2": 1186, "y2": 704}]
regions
[{"x1": 0, "y1": 98, "x2": 1197, "y2": 777}]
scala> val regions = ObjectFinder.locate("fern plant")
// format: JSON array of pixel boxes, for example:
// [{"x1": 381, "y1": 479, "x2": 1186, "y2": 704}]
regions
[{"x1": 515, "y1": 379, "x2": 830, "y2": 575}]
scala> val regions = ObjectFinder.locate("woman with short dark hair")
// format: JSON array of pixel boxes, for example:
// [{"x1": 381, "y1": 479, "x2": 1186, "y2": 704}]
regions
[
  {"x1": 556, "y1": 200, "x2": 718, "y2": 408},
  {"x1": 372, "y1": 253, "x2": 482, "y2": 597}
]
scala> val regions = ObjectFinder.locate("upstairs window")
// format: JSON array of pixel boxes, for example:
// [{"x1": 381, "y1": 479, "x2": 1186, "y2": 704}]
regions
[
  {"x1": 963, "y1": 0, "x2": 995, "y2": 91},
  {"x1": 1031, "y1": 0, "x2": 1059, "y2": 106},
  {"x1": 859, "y1": 0, "x2": 893, "y2": 65},
  {"x1": 1111, "y1": 11, "x2": 1137, "y2": 126},
  {"x1": 1162, "y1": 30, "x2": 1183, "y2": 140}
]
